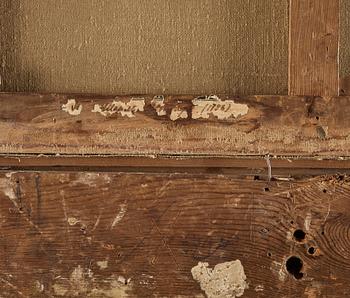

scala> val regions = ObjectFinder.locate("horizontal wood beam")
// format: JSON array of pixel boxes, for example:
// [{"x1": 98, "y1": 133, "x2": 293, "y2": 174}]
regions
[
  {"x1": 1, "y1": 93, "x2": 350, "y2": 158},
  {"x1": 289, "y1": 0, "x2": 340, "y2": 96},
  {"x1": 0, "y1": 171, "x2": 349, "y2": 297}
]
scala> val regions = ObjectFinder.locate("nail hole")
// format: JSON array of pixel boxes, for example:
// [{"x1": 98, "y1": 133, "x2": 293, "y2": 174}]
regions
[
  {"x1": 293, "y1": 229, "x2": 306, "y2": 242},
  {"x1": 323, "y1": 189, "x2": 327, "y2": 193},
  {"x1": 308, "y1": 247, "x2": 316, "y2": 255},
  {"x1": 264, "y1": 187, "x2": 270, "y2": 192},
  {"x1": 267, "y1": 252, "x2": 272, "y2": 257},
  {"x1": 315, "y1": 116, "x2": 319, "y2": 120},
  {"x1": 286, "y1": 256, "x2": 304, "y2": 280},
  {"x1": 254, "y1": 175, "x2": 260, "y2": 181}
]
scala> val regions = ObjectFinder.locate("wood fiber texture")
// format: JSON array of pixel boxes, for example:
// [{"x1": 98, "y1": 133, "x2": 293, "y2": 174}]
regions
[
  {"x1": 0, "y1": 171, "x2": 350, "y2": 297},
  {"x1": 340, "y1": 0, "x2": 350, "y2": 78},
  {"x1": 1, "y1": 93, "x2": 350, "y2": 157},
  {"x1": 0, "y1": 0, "x2": 288, "y2": 95},
  {"x1": 289, "y1": 0, "x2": 340, "y2": 96}
]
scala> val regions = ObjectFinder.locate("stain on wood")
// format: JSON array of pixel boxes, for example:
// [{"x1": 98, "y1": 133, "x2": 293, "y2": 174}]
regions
[
  {"x1": 0, "y1": 171, "x2": 350, "y2": 297},
  {"x1": 289, "y1": 0, "x2": 340, "y2": 96},
  {"x1": 2, "y1": 93, "x2": 350, "y2": 157}
]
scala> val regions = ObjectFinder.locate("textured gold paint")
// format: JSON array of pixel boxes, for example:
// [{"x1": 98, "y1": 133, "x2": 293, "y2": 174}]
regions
[{"x1": 0, "y1": 0, "x2": 289, "y2": 94}]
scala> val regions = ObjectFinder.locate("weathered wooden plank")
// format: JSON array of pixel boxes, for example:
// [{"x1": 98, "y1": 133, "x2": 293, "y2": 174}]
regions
[
  {"x1": 1, "y1": 93, "x2": 350, "y2": 157},
  {"x1": 289, "y1": 0, "x2": 340, "y2": 96},
  {"x1": 0, "y1": 171, "x2": 350, "y2": 297}
]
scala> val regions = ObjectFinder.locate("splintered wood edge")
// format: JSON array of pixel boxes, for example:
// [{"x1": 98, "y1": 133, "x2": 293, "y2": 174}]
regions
[{"x1": 1, "y1": 93, "x2": 350, "y2": 159}]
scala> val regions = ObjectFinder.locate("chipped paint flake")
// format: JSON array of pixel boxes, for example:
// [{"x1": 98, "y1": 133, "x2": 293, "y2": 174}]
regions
[
  {"x1": 192, "y1": 95, "x2": 249, "y2": 120},
  {"x1": 67, "y1": 217, "x2": 79, "y2": 226},
  {"x1": 97, "y1": 260, "x2": 108, "y2": 270},
  {"x1": 92, "y1": 98, "x2": 145, "y2": 117},
  {"x1": 170, "y1": 106, "x2": 188, "y2": 121},
  {"x1": 111, "y1": 203, "x2": 127, "y2": 228},
  {"x1": 151, "y1": 95, "x2": 167, "y2": 116},
  {"x1": 305, "y1": 212, "x2": 312, "y2": 231},
  {"x1": 62, "y1": 99, "x2": 82, "y2": 116},
  {"x1": 191, "y1": 260, "x2": 248, "y2": 298}
]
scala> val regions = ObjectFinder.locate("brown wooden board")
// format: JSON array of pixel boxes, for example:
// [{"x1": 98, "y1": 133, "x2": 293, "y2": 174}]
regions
[
  {"x1": 1, "y1": 93, "x2": 350, "y2": 157},
  {"x1": 289, "y1": 0, "x2": 340, "y2": 96},
  {"x1": 0, "y1": 171, "x2": 349, "y2": 297}
]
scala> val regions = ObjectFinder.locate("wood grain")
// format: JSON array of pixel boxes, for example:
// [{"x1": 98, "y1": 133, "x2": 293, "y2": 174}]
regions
[
  {"x1": 0, "y1": 171, "x2": 350, "y2": 297},
  {"x1": 1, "y1": 93, "x2": 350, "y2": 157},
  {"x1": 289, "y1": 0, "x2": 340, "y2": 96}
]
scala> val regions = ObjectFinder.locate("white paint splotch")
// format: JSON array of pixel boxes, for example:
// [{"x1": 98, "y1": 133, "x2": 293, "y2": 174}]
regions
[
  {"x1": 191, "y1": 260, "x2": 248, "y2": 298},
  {"x1": 92, "y1": 98, "x2": 145, "y2": 117},
  {"x1": 151, "y1": 95, "x2": 167, "y2": 116},
  {"x1": 62, "y1": 99, "x2": 83, "y2": 116},
  {"x1": 192, "y1": 95, "x2": 249, "y2": 120},
  {"x1": 170, "y1": 106, "x2": 188, "y2": 121}
]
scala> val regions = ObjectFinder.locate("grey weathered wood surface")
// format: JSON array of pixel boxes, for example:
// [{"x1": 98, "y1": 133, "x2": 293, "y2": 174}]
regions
[{"x1": 1, "y1": 93, "x2": 350, "y2": 157}]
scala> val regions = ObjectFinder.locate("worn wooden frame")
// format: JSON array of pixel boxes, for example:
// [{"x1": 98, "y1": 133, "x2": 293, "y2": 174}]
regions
[{"x1": 1, "y1": 1, "x2": 350, "y2": 297}]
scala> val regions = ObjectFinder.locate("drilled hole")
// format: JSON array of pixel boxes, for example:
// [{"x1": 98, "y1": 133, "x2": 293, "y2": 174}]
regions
[
  {"x1": 286, "y1": 256, "x2": 304, "y2": 280},
  {"x1": 308, "y1": 247, "x2": 316, "y2": 255},
  {"x1": 267, "y1": 252, "x2": 272, "y2": 257},
  {"x1": 293, "y1": 229, "x2": 306, "y2": 242}
]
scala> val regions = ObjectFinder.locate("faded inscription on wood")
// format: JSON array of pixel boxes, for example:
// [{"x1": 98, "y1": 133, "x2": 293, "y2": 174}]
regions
[{"x1": 1, "y1": 93, "x2": 350, "y2": 156}]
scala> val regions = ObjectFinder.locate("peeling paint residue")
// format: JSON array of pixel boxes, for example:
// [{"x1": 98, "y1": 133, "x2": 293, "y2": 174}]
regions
[
  {"x1": 92, "y1": 98, "x2": 145, "y2": 117},
  {"x1": 97, "y1": 260, "x2": 108, "y2": 270},
  {"x1": 305, "y1": 212, "x2": 312, "y2": 231},
  {"x1": 62, "y1": 99, "x2": 83, "y2": 116},
  {"x1": 53, "y1": 266, "x2": 131, "y2": 297},
  {"x1": 151, "y1": 95, "x2": 167, "y2": 116},
  {"x1": 170, "y1": 106, "x2": 188, "y2": 121},
  {"x1": 191, "y1": 260, "x2": 248, "y2": 298},
  {"x1": 192, "y1": 95, "x2": 249, "y2": 120}
]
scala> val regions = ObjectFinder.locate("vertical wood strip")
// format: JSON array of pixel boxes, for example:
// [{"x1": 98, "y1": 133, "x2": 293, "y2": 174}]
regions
[{"x1": 289, "y1": 0, "x2": 340, "y2": 96}]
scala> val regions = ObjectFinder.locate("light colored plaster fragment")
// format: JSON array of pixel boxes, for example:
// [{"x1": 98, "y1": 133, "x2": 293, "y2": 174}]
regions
[
  {"x1": 305, "y1": 212, "x2": 312, "y2": 231},
  {"x1": 192, "y1": 95, "x2": 249, "y2": 120},
  {"x1": 62, "y1": 99, "x2": 83, "y2": 116},
  {"x1": 191, "y1": 260, "x2": 248, "y2": 298},
  {"x1": 0, "y1": 178, "x2": 16, "y2": 201},
  {"x1": 97, "y1": 260, "x2": 108, "y2": 270},
  {"x1": 151, "y1": 95, "x2": 167, "y2": 116},
  {"x1": 92, "y1": 98, "x2": 145, "y2": 117},
  {"x1": 67, "y1": 217, "x2": 79, "y2": 226},
  {"x1": 170, "y1": 106, "x2": 188, "y2": 121}
]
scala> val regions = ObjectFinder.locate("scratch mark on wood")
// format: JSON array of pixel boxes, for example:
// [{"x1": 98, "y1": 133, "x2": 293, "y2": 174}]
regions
[{"x1": 111, "y1": 203, "x2": 127, "y2": 229}]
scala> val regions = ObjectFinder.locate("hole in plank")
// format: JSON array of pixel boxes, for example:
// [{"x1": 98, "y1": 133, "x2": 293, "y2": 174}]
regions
[
  {"x1": 308, "y1": 247, "x2": 316, "y2": 255},
  {"x1": 293, "y1": 229, "x2": 306, "y2": 242},
  {"x1": 264, "y1": 187, "x2": 270, "y2": 192},
  {"x1": 286, "y1": 256, "x2": 304, "y2": 280}
]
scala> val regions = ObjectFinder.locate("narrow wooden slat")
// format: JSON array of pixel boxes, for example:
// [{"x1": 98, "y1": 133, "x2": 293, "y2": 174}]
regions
[
  {"x1": 0, "y1": 171, "x2": 350, "y2": 297},
  {"x1": 289, "y1": 0, "x2": 340, "y2": 96},
  {"x1": 1, "y1": 93, "x2": 350, "y2": 157}
]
